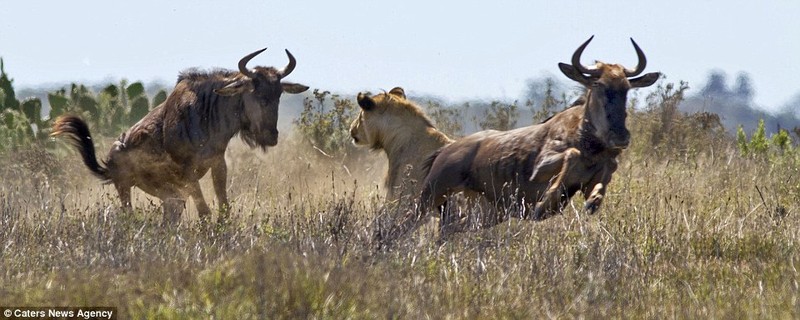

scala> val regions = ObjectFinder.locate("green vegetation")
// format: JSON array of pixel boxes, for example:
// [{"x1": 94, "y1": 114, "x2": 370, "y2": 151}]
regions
[
  {"x1": 529, "y1": 77, "x2": 570, "y2": 123},
  {"x1": 0, "y1": 59, "x2": 165, "y2": 152},
  {"x1": 1, "y1": 59, "x2": 44, "y2": 149},
  {"x1": 475, "y1": 100, "x2": 519, "y2": 131},
  {"x1": 737, "y1": 119, "x2": 794, "y2": 158},
  {"x1": 293, "y1": 89, "x2": 358, "y2": 157},
  {"x1": 2, "y1": 61, "x2": 800, "y2": 318},
  {"x1": 422, "y1": 99, "x2": 464, "y2": 138}
]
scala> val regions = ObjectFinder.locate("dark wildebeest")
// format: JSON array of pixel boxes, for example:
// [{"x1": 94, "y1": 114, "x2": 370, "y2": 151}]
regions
[
  {"x1": 51, "y1": 48, "x2": 309, "y2": 225},
  {"x1": 403, "y1": 36, "x2": 660, "y2": 238}
]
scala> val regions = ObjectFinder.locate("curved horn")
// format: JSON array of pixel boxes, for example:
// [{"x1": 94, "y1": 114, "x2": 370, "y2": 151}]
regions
[
  {"x1": 624, "y1": 38, "x2": 647, "y2": 77},
  {"x1": 571, "y1": 35, "x2": 601, "y2": 76},
  {"x1": 280, "y1": 49, "x2": 297, "y2": 79},
  {"x1": 238, "y1": 47, "x2": 267, "y2": 78}
]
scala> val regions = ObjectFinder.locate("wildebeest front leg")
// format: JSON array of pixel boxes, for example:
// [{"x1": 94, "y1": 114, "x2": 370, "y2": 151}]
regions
[
  {"x1": 532, "y1": 148, "x2": 581, "y2": 220},
  {"x1": 211, "y1": 157, "x2": 230, "y2": 223},
  {"x1": 582, "y1": 159, "x2": 617, "y2": 214},
  {"x1": 187, "y1": 181, "x2": 213, "y2": 225},
  {"x1": 583, "y1": 183, "x2": 606, "y2": 214}
]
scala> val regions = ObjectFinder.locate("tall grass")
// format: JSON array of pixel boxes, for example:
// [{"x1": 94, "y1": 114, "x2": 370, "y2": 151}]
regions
[{"x1": 2, "y1": 114, "x2": 799, "y2": 318}]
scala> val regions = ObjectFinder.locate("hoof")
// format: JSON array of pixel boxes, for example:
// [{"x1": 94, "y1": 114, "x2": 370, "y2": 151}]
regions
[{"x1": 583, "y1": 201, "x2": 600, "y2": 215}]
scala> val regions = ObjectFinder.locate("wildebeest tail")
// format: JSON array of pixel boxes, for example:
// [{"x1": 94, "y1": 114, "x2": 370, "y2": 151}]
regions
[
  {"x1": 421, "y1": 148, "x2": 443, "y2": 177},
  {"x1": 51, "y1": 115, "x2": 111, "y2": 182}
]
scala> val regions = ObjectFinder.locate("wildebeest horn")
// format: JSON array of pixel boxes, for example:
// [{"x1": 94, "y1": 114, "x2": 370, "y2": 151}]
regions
[
  {"x1": 571, "y1": 35, "x2": 602, "y2": 77},
  {"x1": 624, "y1": 38, "x2": 647, "y2": 77},
  {"x1": 280, "y1": 49, "x2": 297, "y2": 79},
  {"x1": 238, "y1": 48, "x2": 267, "y2": 78}
]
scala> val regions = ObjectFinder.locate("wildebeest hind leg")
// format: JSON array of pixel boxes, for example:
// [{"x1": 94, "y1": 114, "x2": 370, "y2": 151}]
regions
[{"x1": 438, "y1": 198, "x2": 469, "y2": 240}]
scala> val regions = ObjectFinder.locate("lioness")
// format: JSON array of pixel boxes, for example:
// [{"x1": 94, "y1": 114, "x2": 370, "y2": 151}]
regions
[{"x1": 350, "y1": 87, "x2": 453, "y2": 203}]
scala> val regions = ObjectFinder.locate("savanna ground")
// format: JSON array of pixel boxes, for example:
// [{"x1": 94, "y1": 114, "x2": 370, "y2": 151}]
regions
[{"x1": 2, "y1": 84, "x2": 800, "y2": 319}]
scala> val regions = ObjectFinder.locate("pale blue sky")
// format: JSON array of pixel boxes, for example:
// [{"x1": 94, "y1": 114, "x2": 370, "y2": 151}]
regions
[{"x1": 1, "y1": 1, "x2": 798, "y2": 110}]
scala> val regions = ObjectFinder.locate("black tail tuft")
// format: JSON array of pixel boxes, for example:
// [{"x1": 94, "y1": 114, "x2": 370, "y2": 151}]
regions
[{"x1": 51, "y1": 115, "x2": 110, "y2": 182}]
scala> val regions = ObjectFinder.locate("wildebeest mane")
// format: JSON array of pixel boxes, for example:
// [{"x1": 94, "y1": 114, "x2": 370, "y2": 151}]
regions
[{"x1": 177, "y1": 68, "x2": 239, "y2": 84}]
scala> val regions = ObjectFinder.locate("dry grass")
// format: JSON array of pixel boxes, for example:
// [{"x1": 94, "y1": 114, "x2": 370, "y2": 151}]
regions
[{"x1": 1, "y1": 128, "x2": 800, "y2": 319}]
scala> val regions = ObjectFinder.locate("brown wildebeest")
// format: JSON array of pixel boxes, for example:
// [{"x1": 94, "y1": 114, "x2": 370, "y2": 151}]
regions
[
  {"x1": 400, "y1": 36, "x2": 660, "y2": 238},
  {"x1": 51, "y1": 48, "x2": 309, "y2": 225}
]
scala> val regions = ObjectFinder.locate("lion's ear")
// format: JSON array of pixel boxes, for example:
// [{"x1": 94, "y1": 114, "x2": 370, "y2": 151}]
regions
[
  {"x1": 357, "y1": 92, "x2": 376, "y2": 111},
  {"x1": 389, "y1": 87, "x2": 406, "y2": 99}
]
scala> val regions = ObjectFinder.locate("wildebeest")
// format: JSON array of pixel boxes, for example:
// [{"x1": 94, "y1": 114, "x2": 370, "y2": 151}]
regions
[
  {"x1": 349, "y1": 87, "x2": 453, "y2": 202},
  {"x1": 51, "y1": 48, "x2": 309, "y2": 225},
  {"x1": 407, "y1": 36, "x2": 660, "y2": 236}
]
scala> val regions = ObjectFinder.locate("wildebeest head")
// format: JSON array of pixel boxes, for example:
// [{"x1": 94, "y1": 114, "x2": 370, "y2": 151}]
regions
[
  {"x1": 558, "y1": 36, "x2": 660, "y2": 149},
  {"x1": 214, "y1": 48, "x2": 309, "y2": 148}
]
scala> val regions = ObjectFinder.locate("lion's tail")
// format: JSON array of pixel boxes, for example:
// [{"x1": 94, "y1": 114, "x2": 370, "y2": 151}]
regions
[{"x1": 51, "y1": 115, "x2": 111, "y2": 182}]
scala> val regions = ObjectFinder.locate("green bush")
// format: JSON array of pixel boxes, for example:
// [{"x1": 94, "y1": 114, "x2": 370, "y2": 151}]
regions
[
  {"x1": 529, "y1": 77, "x2": 569, "y2": 123},
  {"x1": 293, "y1": 89, "x2": 358, "y2": 157},
  {"x1": 737, "y1": 125, "x2": 749, "y2": 155},
  {"x1": 627, "y1": 80, "x2": 728, "y2": 160},
  {"x1": 476, "y1": 101, "x2": 519, "y2": 131},
  {"x1": 0, "y1": 59, "x2": 159, "y2": 152},
  {"x1": 772, "y1": 129, "x2": 792, "y2": 153},
  {"x1": 737, "y1": 118, "x2": 795, "y2": 160},
  {"x1": 422, "y1": 100, "x2": 464, "y2": 138},
  {"x1": 749, "y1": 119, "x2": 769, "y2": 155},
  {"x1": 0, "y1": 59, "x2": 41, "y2": 150}
]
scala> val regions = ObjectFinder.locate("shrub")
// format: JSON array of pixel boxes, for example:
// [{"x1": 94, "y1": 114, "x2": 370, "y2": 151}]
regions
[
  {"x1": 628, "y1": 80, "x2": 727, "y2": 160},
  {"x1": 476, "y1": 101, "x2": 519, "y2": 131},
  {"x1": 529, "y1": 77, "x2": 570, "y2": 124},
  {"x1": 0, "y1": 59, "x2": 162, "y2": 152},
  {"x1": 422, "y1": 100, "x2": 464, "y2": 138},
  {"x1": 293, "y1": 89, "x2": 358, "y2": 157},
  {"x1": 737, "y1": 118, "x2": 795, "y2": 159}
]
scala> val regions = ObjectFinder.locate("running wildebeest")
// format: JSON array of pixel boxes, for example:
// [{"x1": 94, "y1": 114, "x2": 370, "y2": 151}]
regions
[
  {"x1": 391, "y1": 36, "x2": 660, "y2": 239},
  {"x1": 51, "y1": 48, "x2": 309, "y2": 225}
]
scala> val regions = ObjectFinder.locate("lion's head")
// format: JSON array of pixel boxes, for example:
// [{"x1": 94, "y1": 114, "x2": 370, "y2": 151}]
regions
[{"x1": 349, "y1": 87, "x2": 435, "y2": 150}]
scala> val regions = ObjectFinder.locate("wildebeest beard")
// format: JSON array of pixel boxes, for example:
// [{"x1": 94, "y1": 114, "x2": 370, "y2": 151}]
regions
[{"x1": 238, "y1": 123, "x2": 275, "y2": 151}]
